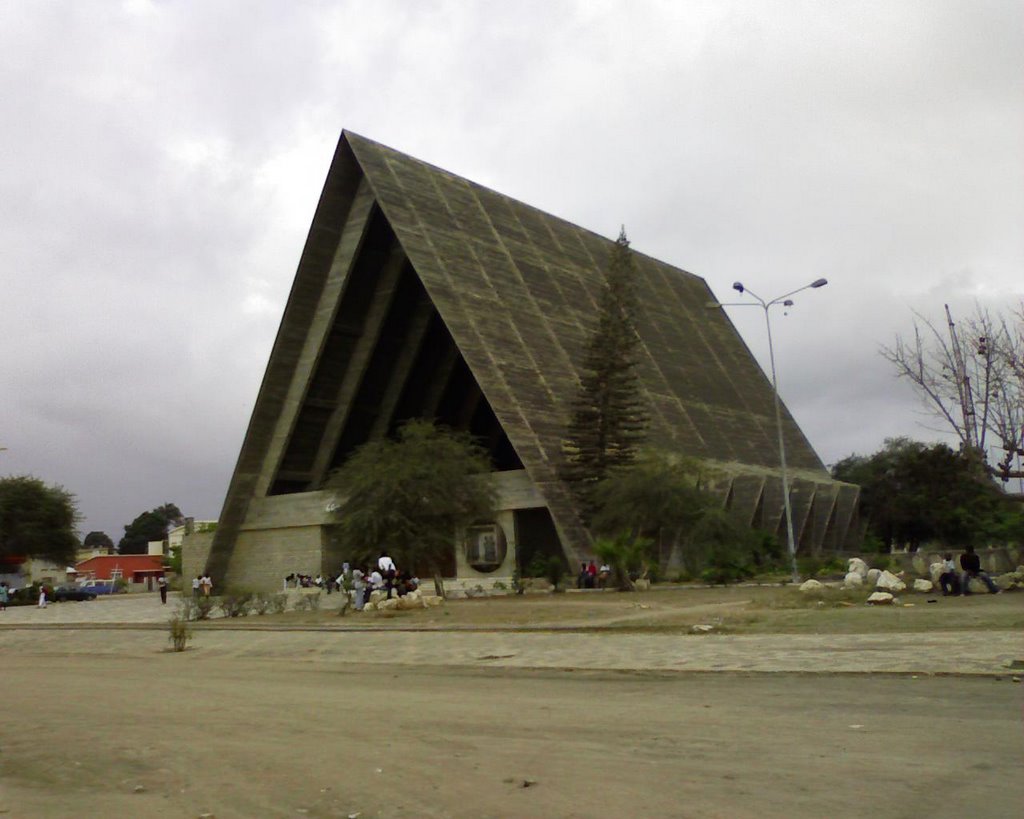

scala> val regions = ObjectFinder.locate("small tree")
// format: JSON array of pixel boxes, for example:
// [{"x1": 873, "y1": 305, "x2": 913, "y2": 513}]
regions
[
  {"x1": 0, "y1": 476, "x2": 80, "y2": 565},
  {"x1": 590, "y1": 451, "x2": 713, "y2": 571},
  {"x1": 325, "y1": 420, "x2": 496, "y2": 597},
  {"x1": 594, "y1": 533, "x2": 654, "y2": 591},
  {"x1": 562, "y1": 228, "x2": 649, "y2": 518},
  {"x1": 83, "y1": 531, "x2": 114, "y2": 553},
  {"x1": 119, "y1": 503, "x2": 183, "y2": 555}
]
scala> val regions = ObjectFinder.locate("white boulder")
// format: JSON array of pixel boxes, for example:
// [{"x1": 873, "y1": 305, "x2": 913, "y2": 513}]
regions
[
  {"x1": 847, "y1": 557, "x2": 869, "y2": 579},
  {"x1": 799, "y1": 579, "x2": 824, "y2": 592},
  {"x1": 876, "y1": 570, "x2": 906, "y2": 592},
  {"x1": 913, "y1": 579, "x2": 933, "y2": 592},
  {"x1": 422, "y1": 595, "x2": 444, "y2": 607},
  {"x1": 363, "y1": 602, "x2": 376, "y2": 612},
  {"x1": 376, "y1": 597, "x2": 399, "y2": 612},
  {"x1": 866, "y1": 591, "x2": 894, "y2": 605},
  {"x1": 929, "y1": 562, "x2": 945, "y2": 585},
  {"x1": 843, "y1": 572, "x2": 864, "y2": 589},
  {"x1": 368, "y1": 590, "x2": 388, "y2": 605},
  {"x1": 867, "y1": 568, "x2": 881, "y2": 585},
  {"x1": 996, "y1": 571, "x2": 1023, "y2": 591}
]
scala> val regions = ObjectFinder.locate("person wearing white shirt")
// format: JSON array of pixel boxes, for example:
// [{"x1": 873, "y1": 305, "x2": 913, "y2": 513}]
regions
[
  {"x1": 351, "y1": 567, "x2": 366, "y2": 610},
  {"x1": 378, "y1": 552, "x2": 396, "y2": 573}
]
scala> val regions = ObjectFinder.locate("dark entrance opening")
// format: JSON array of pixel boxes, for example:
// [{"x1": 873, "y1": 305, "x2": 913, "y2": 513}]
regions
[{"x1": 513, "y1": 507, "x2": 563, "y2": 576}]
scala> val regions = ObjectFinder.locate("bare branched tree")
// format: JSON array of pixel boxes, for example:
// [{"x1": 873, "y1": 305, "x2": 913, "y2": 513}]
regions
[{"x1": 881, "y1": 303, "x2": 1024, "y2": 482}]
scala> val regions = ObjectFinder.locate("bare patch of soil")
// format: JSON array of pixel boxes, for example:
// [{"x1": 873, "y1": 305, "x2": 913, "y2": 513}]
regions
[{"x1": 1, "y1": 648, "x2": 1021, "y2": 819}]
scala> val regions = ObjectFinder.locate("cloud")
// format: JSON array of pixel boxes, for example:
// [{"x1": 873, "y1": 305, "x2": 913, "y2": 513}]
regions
[{"x1": 1, "y1": 0, "x2": 1021, "y2": 536}]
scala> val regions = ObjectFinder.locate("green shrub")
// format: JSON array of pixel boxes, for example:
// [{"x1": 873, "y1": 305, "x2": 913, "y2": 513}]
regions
[
  {"x1": 796, "y1": 555, "x2": 845, "y2": 578},
  {"x1": 545, "y1": 555, "x2": 566, "y2": 591},
  {"x1": 868, "y1": 554, "x2": 897, "y2": 572},
  {"x1": 594, "y1": 533, "x2": 652, "y2": 591},
  {"x1": 526, "y1": 554, "x2": 549, "y2": 579}
]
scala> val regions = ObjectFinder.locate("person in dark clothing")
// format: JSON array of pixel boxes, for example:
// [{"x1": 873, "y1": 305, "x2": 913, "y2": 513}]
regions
[{"x1": 959, "y1": 545, "x2": 999, "y2": 594}]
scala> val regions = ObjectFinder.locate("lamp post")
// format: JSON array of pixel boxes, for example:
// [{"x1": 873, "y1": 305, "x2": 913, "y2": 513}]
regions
[{"x1": 707, "y1": 278, "x2": 827, "y2": 583}]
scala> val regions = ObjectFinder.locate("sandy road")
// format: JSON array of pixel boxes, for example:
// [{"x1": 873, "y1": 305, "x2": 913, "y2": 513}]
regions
[
  {"x1": 1, "y1": 622, "x2": 1023, "y2": 819},
  {"x1": 1, "y1": 652, "x2": 1021, "y2": 819}
]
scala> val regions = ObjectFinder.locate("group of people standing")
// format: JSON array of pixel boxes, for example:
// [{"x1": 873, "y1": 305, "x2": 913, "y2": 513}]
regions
[
  {"x1": 282, "y1": 552, "x2": 420, "y2": 610},
  {"x1": 347, "y1": 552, "x2": 419, "y2": 610},
  {"x1": 191, "y1": 574, "x2": 214, "y2": 597}
]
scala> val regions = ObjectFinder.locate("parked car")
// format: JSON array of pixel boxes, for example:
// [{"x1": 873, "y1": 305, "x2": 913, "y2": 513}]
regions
[
  {"x1": 53, "y1": 585, "x2": 98, "y2": 602},
  {"x1": 77, "y1": 579, "x2": 120, "y2": 595}
]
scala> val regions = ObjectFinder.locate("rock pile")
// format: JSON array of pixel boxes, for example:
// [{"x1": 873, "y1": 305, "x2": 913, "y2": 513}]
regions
[
  {"x1": 996, "y1": 566, "x2": 1024, "y2": 591},
  {"x1": 362, "y1": 589, "x2": 444, "y2": 612}
]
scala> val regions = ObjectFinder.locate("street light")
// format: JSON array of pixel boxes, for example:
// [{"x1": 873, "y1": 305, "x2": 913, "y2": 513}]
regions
[{"x1": 707, "y1": 277, "x2": 828, "y2": 583}]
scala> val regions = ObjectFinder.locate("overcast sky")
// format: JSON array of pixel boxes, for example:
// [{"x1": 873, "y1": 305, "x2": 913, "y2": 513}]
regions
[{"x1": 2, "y1": 0, "x2": 1021, "y2": 539}]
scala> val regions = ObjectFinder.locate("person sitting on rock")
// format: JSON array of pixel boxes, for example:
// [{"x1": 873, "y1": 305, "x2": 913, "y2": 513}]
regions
[
  {"x1": 367, "y1": 567, "x2": 384, "y2": 604},
  {"x1": 959, "y1": 545, "x2": 999, "y2": 595},
  {"x1": 938, "y1": 553, "x2": 961, "y2": 596}
]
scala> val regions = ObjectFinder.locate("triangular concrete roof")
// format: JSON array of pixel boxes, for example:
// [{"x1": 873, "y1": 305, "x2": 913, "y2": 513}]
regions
[{"x1": 205, "y1": 131, "x2": 839, "y2": 581}]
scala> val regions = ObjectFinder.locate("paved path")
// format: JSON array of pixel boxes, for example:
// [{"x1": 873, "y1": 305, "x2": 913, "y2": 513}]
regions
[{"x1": 1, "y1": 593, "x2": 1020, "y2": 677}]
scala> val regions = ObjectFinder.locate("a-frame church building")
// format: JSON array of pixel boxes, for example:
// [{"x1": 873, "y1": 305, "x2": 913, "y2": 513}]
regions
[{"x1": 197, "y1": 131, "x2": 859, "y2": 590}]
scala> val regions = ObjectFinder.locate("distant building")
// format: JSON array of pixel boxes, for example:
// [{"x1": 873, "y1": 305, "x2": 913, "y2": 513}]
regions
[
  {"x1": 0, "y1": 556, "x2": 74, "y2": 590},
  {"x1": 148, "y1": 519, "x2": 217, "y2": 557},
  {"x1": 197, "y1": 132, "x2": 860, "y2": 590},
  {"x1": 75, "y1": 555, "x2": 165, "y2": 591}
]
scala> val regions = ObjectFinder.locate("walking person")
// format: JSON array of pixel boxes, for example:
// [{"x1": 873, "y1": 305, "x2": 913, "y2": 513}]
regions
[
  {"x1": 158, "y1": 575, "x2": 168, "y2": 604},
  {"x1": 0, "y1": 581, "x2": 9, "y2": 611},
  {"x1": 192, "y1": 575, "x2": 201, "y2": 597},
  {"x1": 200, "y1": 574, "x2": 213, "y2": 597},
  {"x1": 38, "y1": 585, "x2": 48, "y2": 608}
]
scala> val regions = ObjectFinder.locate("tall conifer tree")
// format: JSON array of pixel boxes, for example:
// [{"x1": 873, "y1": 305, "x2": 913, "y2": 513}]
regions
[{"x1": 562, "y1": 228, "x2": 648, "y2": 517}]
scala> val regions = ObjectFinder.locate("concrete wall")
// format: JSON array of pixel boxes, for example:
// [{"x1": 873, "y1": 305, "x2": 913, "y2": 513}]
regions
[
  {"x1": 212, "y1": 471, "x2": 552, "y2": 592},
  {"x1": 181, "y1": 532, "x2": 215, "y2": 587},
  {"x1": 891, "y1": 545, "x2": 1023, "y2": 576},
  {"x1": 226, "y1": 526, "x2": 325, "y2": 591}
]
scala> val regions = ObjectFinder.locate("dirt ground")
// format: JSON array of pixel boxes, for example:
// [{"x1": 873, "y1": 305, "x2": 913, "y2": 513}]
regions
[
  {"x1": 2, "y1": 644, "x2": 1022, "y2": 819},
  {"x1": 1, "y1": 589, "x2": 1021, "y2": 817}
]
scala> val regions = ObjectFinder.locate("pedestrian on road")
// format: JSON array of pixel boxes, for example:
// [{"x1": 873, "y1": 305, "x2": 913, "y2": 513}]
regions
[
  {"x1": 0, "y1": 581, "x2": 9, "y2": 610},
  {"x1": 201, "y1": 574, "x2": 213, "y2": 597},
  {"x1": 158, "y1": 575, "x2": 168, "y2": 604},
  {"x1": 192, "y1": 576, "x2": 201, "y2": 597},
  {"x1": 38, "y1": 586, "x2": 48, "y2": 608}
]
